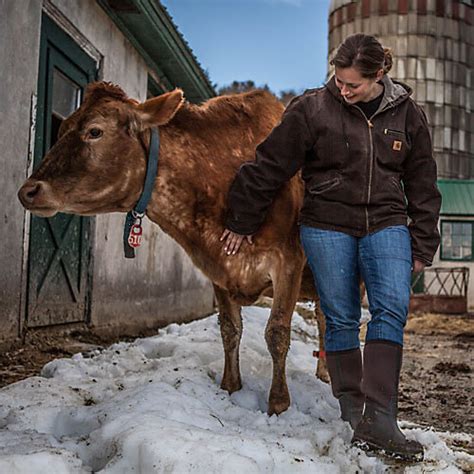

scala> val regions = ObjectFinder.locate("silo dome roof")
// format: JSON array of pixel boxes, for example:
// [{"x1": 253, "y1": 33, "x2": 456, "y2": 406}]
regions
[{"x1": 329, "y1": 0, "x2": 355, "y2": 14}]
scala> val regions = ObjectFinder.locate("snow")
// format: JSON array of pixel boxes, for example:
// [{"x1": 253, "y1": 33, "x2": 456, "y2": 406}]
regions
[{"x1": 0, "y1": 306, "x2": 472, "y2": 473}]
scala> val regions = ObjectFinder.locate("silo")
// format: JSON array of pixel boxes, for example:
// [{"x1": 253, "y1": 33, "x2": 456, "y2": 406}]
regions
[{"x1": 328, "y1": 0, "x2": 473, "y2": 179}]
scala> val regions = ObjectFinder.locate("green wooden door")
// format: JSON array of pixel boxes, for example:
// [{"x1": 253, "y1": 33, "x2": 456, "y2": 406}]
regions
[{"x1": 27, "y1": 15, "x2": 97, "y2": 327}]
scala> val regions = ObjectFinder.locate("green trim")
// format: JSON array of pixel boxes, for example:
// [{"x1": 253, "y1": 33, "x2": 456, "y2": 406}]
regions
[
  {"x1": 147, "y1": 75, "x2": 165, "y2": 98},
  {"x1": 440, "y1": 220, "x2": 474, "y2": 262},
  {"x1": 97, "y1": 0, "x2": 215, "y2": 102},
  {"x1": 437, "y1": 179, "x2": 474, "y2": 216}
]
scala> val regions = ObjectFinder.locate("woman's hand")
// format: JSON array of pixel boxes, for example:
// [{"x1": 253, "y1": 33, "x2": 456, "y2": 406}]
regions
[
  {"x1": 220, "y1": 229, "x2": 253, "y2": 255},
  {"x1": 412, "y1": 259, "x2": 426, "y2": 273}
]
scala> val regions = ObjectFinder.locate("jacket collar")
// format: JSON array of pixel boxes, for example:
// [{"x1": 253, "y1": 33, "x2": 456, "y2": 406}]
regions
[{"x1": 326, "y1": 74, "x2": 412, "y2": 112}]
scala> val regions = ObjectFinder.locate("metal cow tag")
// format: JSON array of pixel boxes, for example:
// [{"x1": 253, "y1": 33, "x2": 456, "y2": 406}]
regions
[{"x1": 128, "y1": 221, "x2": 143, "y2": 248}]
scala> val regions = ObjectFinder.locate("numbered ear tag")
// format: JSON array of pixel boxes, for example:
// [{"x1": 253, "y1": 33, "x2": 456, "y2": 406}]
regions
[{"x1": 128, "y1": 220, "x2": 143, "y2": 248}]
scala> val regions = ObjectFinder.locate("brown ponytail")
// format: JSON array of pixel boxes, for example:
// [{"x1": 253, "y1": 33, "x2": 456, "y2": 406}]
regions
[
  {"x1": 383, "y1": 47, "x2": 393, "y2": 74},
  {"x1": 330, "y1": 34, "x2": 391, "y2": 78}
]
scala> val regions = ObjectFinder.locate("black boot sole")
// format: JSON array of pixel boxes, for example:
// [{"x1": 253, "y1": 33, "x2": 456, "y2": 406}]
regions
[{"x1": 352, "y1": 437, "x2": 424, "y2": 463}]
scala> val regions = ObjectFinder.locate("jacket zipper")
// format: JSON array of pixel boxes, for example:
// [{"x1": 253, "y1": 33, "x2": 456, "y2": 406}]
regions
[
  {"x1": 352, "y1": 106, "x2": 375, "y2": 233},
  {"x1": 366, "y1": 119, "x2": 374, "y2": 232},
  {"x1": 349, "y1": 100, "x2": 397, "y2": 233}
]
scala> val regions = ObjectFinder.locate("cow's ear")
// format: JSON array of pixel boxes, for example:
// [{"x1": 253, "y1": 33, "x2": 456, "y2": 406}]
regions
[{"x1": 136, "y1": 89, "x2": 184, "y2": 127}]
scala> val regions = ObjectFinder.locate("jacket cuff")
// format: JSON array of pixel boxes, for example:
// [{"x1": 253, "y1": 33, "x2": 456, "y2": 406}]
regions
[
  {"x1": 412, "y1": 253, "x2": 433, "y2": 267},
  {"x1": 225, "y1": 213, "x2": 261, "y2": 235}
]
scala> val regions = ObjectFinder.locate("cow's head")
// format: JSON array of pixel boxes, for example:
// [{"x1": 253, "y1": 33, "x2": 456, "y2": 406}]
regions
[{"x1": 18, "y1": 82, "x2": 184, "y2": 217}]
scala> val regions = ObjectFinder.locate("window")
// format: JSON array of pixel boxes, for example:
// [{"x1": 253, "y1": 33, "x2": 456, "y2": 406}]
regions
[{"x1": 441, "y1": 221, "x2": 473, "y2": 261}]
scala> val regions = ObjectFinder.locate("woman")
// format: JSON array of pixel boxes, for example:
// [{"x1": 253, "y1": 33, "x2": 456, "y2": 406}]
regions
[{"x1": 220, "y1": 34, "x2": 441, "y2": 461}]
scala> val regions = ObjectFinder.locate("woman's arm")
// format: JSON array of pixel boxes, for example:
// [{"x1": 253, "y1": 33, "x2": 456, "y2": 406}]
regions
[
  {"x1": 403, "y1": 101, "x2": 442, "y2": 267},
  {"x1": 221, "y1": 95, "x2": 315, "y2": 254}
]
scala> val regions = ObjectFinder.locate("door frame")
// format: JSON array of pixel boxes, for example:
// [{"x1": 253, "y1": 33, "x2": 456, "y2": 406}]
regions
[{"x1": 24, "y1": 13, "x2": 98, "y2": 329}]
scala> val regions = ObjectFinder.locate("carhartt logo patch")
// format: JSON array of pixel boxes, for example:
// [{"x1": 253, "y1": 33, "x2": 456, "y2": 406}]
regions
[{"x1": 393, "y1": 140, "x2": 402, "y2": 151}]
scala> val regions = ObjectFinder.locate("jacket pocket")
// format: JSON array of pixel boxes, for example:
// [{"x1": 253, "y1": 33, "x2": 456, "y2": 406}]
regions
[
  {"x1": 384, "y1": 128, "x2": 406, "y2": 138},
  {"x1": 389, "y1": 176, "x2": 407, "y2": 206},
  {"x1": 389, "y1": 176, "x2": 403, "y2": 192},
  {"x1": 308, "y1": 176, "x2": 340, "y2": 195}
]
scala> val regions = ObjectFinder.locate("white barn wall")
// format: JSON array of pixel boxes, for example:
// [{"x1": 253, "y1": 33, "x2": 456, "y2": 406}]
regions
[
  {"x1": 0, "y1": 0, "x2": 213, "y2": 347},
  {"x1": 0, "y1": 0, "x2": 43, "y2": 344}
]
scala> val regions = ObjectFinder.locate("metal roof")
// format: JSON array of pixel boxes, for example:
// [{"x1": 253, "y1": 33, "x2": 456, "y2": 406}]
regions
[
  {"x1": 97, "y1": 0, "x2": 215, "y2": 103},
  {"x1": 437, "y1": 179, "x2": 474, "y2": 216}
]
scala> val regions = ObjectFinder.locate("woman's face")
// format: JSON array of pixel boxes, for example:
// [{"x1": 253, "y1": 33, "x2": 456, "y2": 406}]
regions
[{"x1": 334, "y1": 67, "x2": 383, "y2": 104}]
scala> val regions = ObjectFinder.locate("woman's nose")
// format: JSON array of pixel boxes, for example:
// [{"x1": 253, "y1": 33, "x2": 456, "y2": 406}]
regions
[{"x1": 340, "y1": 85, "x2": 349, "y2": 96}]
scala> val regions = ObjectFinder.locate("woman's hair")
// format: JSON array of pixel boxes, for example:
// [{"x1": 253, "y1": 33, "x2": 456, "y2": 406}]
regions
[{"x1": 330, "y1": 34, "x2": 393, "y2": 78}]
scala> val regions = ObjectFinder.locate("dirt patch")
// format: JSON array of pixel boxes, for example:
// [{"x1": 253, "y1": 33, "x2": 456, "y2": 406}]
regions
[
  {"x1": 0, "y1": 330, "x2": 121, "y2": 388},
  {"x1": 399, "y1": 312, "x2": 473, "y2": 444},
  {"x1": 405, "y1": 312, "x2": 474, "y2": 336}
]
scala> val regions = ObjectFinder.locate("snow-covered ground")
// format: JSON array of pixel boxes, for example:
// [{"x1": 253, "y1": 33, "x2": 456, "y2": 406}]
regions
[{"x1": 0, "y1": 306, "x2": 472, "y2": 473}]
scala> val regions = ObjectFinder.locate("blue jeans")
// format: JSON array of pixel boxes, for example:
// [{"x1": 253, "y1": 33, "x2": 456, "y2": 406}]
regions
[{"x1": 300, "y1": 225, "x2": 412, "y2": 351}]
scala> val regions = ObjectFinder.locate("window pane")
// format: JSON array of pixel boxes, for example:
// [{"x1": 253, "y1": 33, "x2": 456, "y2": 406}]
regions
[
  {"x1": 452, "y1": 235, "x2": 463, "y2": 248},
  {"x1": 462, "y1": 246, "x2": 472, "y2": 259},
  {"x1": 442, "y1": 247, "x2": 452, "y2": 258},
  {"x1": 462, "y1": 223, "x2": 472, "y2": 236},
  {"x1": 441, "y1": 221, "x2": 473, "y2": 260},
  {"x1": 442, "y1": 233, "x2": 452, "y2": 247},
  {"x1": 452, "y1": 246, "x2": 462, "y2": 258},
  {"x1": 442, "y1": 222, "x2": 452, "y2": 235},
  {"x1": 52, "y1": 69, "x2": 81, "y2": 119}
]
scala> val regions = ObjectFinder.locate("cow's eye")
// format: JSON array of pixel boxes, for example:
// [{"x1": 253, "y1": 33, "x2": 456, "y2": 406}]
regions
[{"x1": 88, "y1": 128, "x2": 103, "y2": 139}]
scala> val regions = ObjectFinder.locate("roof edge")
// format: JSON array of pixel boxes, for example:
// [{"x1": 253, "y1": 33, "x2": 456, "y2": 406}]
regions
[{"x1": 97, "y1": 0, "x2": 215, "y2": 101}]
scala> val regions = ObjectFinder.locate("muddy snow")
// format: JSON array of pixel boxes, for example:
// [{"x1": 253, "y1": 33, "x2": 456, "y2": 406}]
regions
[{"x1": 0, "y1": 307, "x2": 472, "y2": 473}]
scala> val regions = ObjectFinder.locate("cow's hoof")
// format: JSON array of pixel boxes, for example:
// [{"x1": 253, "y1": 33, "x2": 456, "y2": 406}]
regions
[
  {"x1": 268, "y1": 393, "x2": 290, "y2": 416},
  {"x1": 220, "y1": 378, "x2": 242, "y2": 394}
]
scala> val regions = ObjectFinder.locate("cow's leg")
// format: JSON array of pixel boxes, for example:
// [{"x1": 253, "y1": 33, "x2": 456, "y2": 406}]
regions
[
  {"x1": 213, "y1": 284, "x2": 243, "y2": 394},
  {"x1": 265, "y1": 261, "x2": 304, "y2": 416},
  {"x1": 314, "y1": 298, "x2": 330, "y2": 383}
]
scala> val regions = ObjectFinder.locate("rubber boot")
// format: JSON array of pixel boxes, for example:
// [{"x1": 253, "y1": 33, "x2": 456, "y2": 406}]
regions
[
  {"x1": 352, "y1": 341, "x2": 424, "y2": 462},
  {"x1": 326, "y1": 348, "x2": 364, "y2": 429}
]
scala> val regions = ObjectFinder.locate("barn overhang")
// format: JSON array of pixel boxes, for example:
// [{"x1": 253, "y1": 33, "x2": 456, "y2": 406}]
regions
[
  {"x1": 437, "y1": 179, "x2": 474, "y2": 216},
  {"x1": 97, "y1": 0, "x2": 215, "y2": 102}
]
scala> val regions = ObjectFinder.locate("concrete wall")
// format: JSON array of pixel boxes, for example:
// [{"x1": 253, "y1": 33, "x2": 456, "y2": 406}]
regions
[
  {"x1": 0, "y1": 0, "x2": 214, "y2": 345},
  {"x1": 0, "y1": 0, "x2": 43, "y2": 344}
]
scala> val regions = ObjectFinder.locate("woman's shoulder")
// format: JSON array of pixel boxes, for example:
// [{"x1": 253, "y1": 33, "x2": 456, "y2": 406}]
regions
[
  {"x1": 285, "y1": 86, "x2": 328, "y2": 112},
  {"x1": 405, "y1": 97, "x2": 430, "y2": 127}
]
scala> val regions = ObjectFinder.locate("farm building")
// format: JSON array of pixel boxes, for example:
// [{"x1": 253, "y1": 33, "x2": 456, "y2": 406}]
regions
[
  {"x1": 431, "y1": 179, "x2": 474, "y2": 308},
  {"x1": 0, "y1": 0, "x2": 216, "y2": 349}
]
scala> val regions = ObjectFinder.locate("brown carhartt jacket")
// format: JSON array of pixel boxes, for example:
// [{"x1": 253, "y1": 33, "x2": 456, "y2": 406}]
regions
[{"x1": 225, "y1": 75, "x2": 441, "y2": 266}]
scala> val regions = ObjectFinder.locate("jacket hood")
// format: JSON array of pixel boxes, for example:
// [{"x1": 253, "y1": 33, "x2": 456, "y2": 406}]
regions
[{"x1": 326, "y1": 74, "x2": 412, "y2": 112}]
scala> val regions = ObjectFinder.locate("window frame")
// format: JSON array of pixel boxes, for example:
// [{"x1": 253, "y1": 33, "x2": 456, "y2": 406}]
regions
[{"x1": 440, "y1": 219, "x2": 474, "y2": 262}]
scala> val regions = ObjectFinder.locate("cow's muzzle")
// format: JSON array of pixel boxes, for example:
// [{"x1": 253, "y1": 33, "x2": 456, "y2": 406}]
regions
[{"x1": 18, "y1": 179, "x2": 59, "y2": 217}]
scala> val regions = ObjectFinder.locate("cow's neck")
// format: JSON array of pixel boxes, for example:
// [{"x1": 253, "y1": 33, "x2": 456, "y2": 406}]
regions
[{"x1": 144, "y1": 126, "x2": 229, "y2": 270}]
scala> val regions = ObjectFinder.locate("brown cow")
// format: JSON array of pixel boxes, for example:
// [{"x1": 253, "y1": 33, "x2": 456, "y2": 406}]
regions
[{"x1": 18, "y1": 82, "x2": 328, "y2": 415}]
